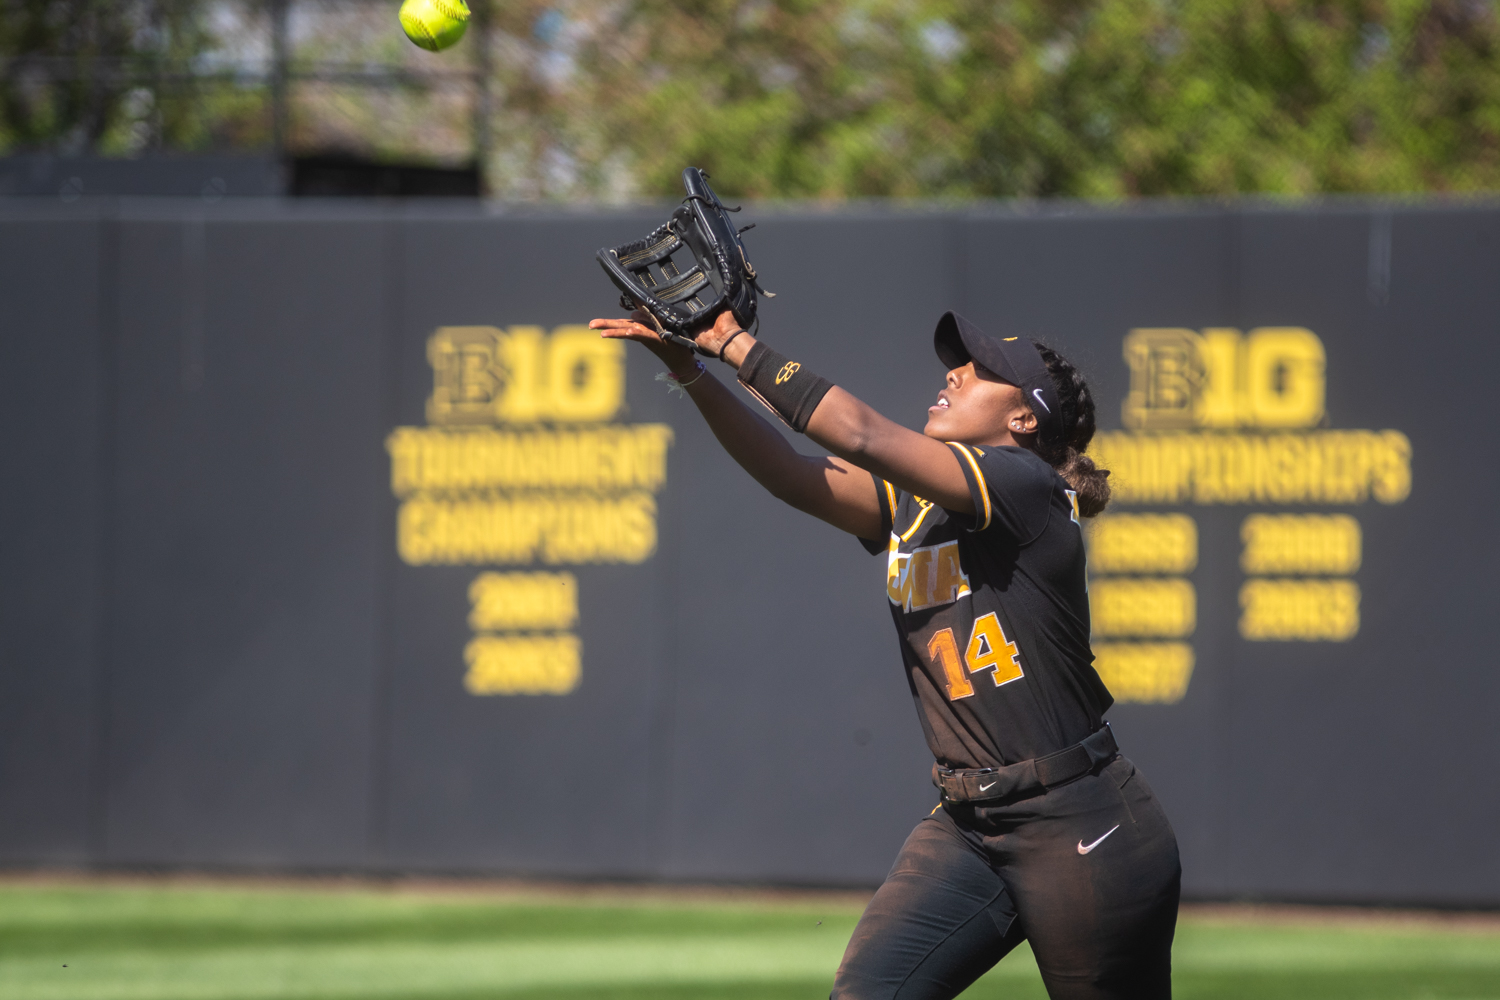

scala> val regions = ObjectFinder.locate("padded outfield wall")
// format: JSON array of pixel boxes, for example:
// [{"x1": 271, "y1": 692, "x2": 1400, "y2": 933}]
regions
[{"x1": 0, "y1": 198, "x2": 1495, "y2": 906}]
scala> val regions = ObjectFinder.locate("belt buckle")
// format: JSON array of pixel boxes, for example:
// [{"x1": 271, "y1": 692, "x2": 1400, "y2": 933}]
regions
[{"x1": 943, "y1": 767, "x2": 996, "y2": 804}]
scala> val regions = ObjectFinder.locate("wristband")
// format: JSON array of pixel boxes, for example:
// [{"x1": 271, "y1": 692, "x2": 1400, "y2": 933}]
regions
[
  {"x1": 717, "y1": 329, "x2": 746, "y2": 363},
  {"x1": 736, "y1": 341, "x2": 834, "y2": 433}
]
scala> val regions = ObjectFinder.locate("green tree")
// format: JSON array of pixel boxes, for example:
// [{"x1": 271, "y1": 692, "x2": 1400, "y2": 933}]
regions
[
  {"x1": 4, "y1": 0, "x2": 1496, "y2": 199},
  {"x1": 560, "y1": 0, "x2": 1500, "y2": 199},
  {"x1": 0, "y1": 0, "x2": 264, "y2": 155}
]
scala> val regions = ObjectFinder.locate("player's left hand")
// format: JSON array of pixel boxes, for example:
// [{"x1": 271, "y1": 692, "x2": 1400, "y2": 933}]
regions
[{"x1": 590, "y1": 308, "x2": 695, "y2": 369}]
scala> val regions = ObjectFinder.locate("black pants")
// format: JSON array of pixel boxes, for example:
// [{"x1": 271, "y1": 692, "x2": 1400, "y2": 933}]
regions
[{"x1": 832, "y1": 756, "x2": 1181, "y2": 1000}]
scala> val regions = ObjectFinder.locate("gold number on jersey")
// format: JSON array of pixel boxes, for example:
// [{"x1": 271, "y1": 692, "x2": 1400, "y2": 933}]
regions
[
  {"x1": 965, "y1": 613, "x2": 1024, "y2": 688},
  {"x1": 926, "y1": 628, "x2": 974, "y2": 701}
]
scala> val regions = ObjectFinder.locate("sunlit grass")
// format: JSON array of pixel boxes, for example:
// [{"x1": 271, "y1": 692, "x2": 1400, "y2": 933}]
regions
[{"x1": 1, "y1": 882, "x2": 1496, "y2": 1000}]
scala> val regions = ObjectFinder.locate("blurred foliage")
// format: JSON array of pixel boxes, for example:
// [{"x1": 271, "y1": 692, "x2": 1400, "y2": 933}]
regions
[
  {"x1": 0, "y1": 0, "x2": 263, "y2": 153},
  {"x1": 570, "y1": 0, "x2": 1500, "y2": 198},
  {"x1": 2, "y1": 0, "x2": 1498, "y2": 200}
]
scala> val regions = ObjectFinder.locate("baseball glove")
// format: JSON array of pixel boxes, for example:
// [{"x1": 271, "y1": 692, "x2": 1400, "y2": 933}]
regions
[{"x1": 596, "y1": 167, "x2": 773, "y2": 354}]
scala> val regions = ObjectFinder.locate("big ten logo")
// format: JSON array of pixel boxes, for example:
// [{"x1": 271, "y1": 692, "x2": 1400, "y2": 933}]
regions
[
  {"x1": 388, "y1": 322, "x2": 675, "y2": 698},
  {"x1": 1095, "y1": 325, "x2": 1410, "y2": 506},
  {"x1": 1123, "y1": 327, "x2": 1326, "y2": 430},
  {"x1": 427, "y1": 325, "x2": 625, "y2": 425}
]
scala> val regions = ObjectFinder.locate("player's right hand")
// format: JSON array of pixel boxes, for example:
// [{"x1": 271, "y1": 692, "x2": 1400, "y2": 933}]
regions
[{"x1": 589, "y1": 308, "x2": 697, "y2": 370}]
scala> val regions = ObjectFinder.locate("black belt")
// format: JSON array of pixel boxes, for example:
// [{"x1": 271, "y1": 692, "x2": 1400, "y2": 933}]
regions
[{"x1": 932, "y1": 723, "x2": 1119, "y2": 804}]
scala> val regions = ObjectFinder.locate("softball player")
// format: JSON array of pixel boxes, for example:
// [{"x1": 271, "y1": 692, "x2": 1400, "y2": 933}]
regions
[{"x1": 589, "y1": 307, "x2": 1181, "y2": 1000}]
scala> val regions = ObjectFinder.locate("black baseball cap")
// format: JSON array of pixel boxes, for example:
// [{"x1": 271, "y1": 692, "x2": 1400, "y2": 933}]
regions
[{"x1": 933, "y1": 311, "x2": 1062, "y2": 443}]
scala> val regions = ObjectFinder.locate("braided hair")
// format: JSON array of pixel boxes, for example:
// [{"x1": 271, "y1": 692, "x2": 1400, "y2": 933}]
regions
[{"x1": 1031, "y1": 343, "x2": 1111, "y2": 517}]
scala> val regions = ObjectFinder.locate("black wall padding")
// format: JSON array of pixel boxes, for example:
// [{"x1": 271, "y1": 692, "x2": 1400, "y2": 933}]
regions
[{"x1": 1, "y1": 199, "x2": 1495, "y2": 906}]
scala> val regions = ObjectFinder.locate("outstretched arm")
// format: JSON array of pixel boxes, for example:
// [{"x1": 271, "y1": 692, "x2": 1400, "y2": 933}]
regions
[
  {"x1": 801, "y1": 384, "x2": 975, "y2": 515},
  {"x1": 703, "y1": 319, "x2": 979, "y2": 513},
  {"x1": 590, "y1": 310, "x2": 985, "y2": 533},
  {"x1": 591, "y1": 311, "x2": 886, "y2": 539}
]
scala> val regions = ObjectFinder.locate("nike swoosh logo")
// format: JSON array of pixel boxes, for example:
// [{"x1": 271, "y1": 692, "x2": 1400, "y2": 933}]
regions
[
  {"x1": 1032, "y1": 388, "x2": 1052, "y2": 414},
  {"x1": 978, "y1": 781, "x2": 997, "y2": 792},
  {"x1": 1077, "y1": 825, "x2": 1120, "y2": 855}
]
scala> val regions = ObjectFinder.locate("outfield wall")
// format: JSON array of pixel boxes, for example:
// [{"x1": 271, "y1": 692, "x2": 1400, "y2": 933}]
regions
[{"x1": 1, "y1": 197, "x2": 1496, "y2": 906}]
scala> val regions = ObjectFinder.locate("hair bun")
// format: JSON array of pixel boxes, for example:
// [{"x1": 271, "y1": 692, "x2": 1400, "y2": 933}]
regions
[{"x1": 1060, "y1": 450, "x2": 1111, "y2": 518}]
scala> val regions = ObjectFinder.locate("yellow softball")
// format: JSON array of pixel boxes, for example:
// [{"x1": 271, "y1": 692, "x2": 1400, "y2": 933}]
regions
[{"x1": 399, "y1": 0, "x2": 469, "y2": 52}]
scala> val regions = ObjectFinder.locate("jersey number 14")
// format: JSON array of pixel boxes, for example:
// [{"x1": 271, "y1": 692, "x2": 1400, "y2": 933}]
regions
[{"x1": 926, "y1": 613, "x2": 1024, "y2": 701}]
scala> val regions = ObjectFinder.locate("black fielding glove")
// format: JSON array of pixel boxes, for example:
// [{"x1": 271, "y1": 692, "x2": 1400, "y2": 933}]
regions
[
  {"x1": 595, "y1": 167, "x2": 773, "y2": 355},
  {"x1": 736, "y1": 341, "x2": 834, "y2": 433}
]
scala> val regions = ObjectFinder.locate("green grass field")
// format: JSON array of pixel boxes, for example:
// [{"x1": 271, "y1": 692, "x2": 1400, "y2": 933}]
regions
[{"x1": 1, "y1": 881, "x2": 1497, "y2": 1000}]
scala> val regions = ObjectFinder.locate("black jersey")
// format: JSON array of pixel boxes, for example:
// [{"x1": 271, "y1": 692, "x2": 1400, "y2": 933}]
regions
[{"x1": 861, "y1": 443, "x2": 1112, "y2": 770}]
